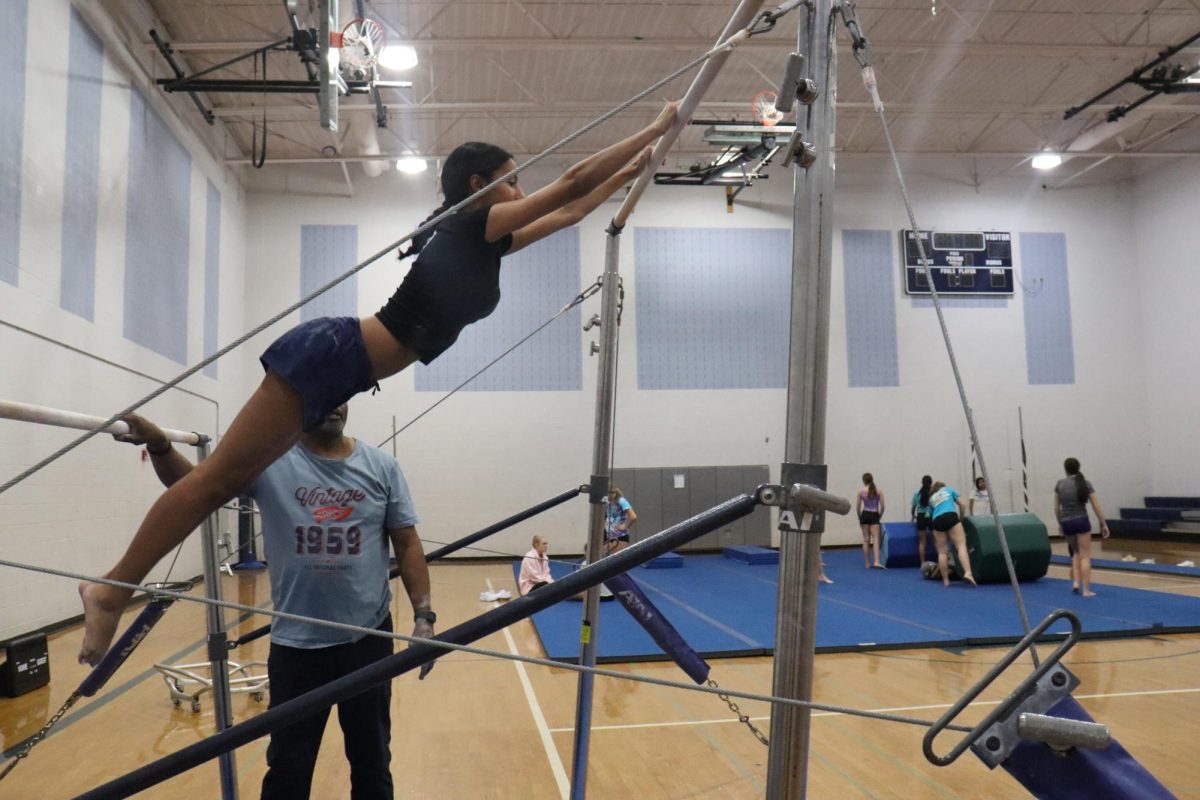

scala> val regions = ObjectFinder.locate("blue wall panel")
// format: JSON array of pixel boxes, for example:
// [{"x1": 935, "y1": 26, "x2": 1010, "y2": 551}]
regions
[
  {"x1": 124, "y1": 90, "x2": 191, "y2": 364},
  {"x1": 60, "y1": 8, "x2": 104, "y2": 320},
  {"x1": 416, "y1": 227, "x2": 582, "y2": 392},
  {"x1": 634, "y1": 227, "x2": 790, "y2": 390},
  {"x1": 0, "y1": 0, "x2": 28, "y2": 286},
  {"x1": 300, "y1": 225, "x2": 358, "y2": 323},
  {"x1": 842, "y1": 229, "x2": 900, "y2": 387},
  {"x1": 203, "y1": 181, "x2": 221, "y2": 378},
  {"x1": 1020, "y1": 232, "x2": 1075, "y2": 385}
]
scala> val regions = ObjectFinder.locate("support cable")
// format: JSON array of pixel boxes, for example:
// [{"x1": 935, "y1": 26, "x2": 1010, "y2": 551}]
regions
[
  {"x1": 0, "y1": 556, "x2": 970, "y2": 739},
  {"x1": 376, "y1": 281, "x2": 601, "y2": 449},
  {"x1": 838, "y1": 0, "x2": 1039, "y2": 665},
  {"x1": 0, "y1": 29, "x2": 756, "y2": 499}
]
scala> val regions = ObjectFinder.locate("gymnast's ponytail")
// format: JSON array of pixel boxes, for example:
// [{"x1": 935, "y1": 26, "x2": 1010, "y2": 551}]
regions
[
  {"x1": 399, "y1": 203, "x2": 448, "y2": 260},
  {"x1": 919, "y1": 475, "x2": 932, "y2": 508},
  {"x1": 1064, "y1": 457, "x2": 1087, "y2": 503}
]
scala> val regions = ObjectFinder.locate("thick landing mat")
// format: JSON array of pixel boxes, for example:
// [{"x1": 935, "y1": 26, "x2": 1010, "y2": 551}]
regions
[{"x1": 513, "y1": 550, "x2": 1200, "y2": 664}]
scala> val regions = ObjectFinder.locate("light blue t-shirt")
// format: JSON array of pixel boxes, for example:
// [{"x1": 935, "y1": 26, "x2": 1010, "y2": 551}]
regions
[
  {"x1": 605, "y1": 497, "x2": 633, "y2": 539},
  {"x1": 246, "y1": 440, "x2": 419, "y2": 648},
  {"x1": 929, "y1": 486, "x2": 959, "y2": 519}
]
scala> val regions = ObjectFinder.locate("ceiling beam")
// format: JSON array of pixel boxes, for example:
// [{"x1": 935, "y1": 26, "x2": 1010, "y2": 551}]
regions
[
  {"x1": 225, "y1": 149, "x2": 1199, "y2": 166},
  {"x1": 154, "y1": 37, "x2": 1200, "y2": 60},
  {"x1": 205, "y1": 100, "x2": 1200, "y2": 119}
]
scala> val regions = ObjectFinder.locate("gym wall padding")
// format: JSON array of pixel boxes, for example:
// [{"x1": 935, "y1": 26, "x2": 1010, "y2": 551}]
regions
[
  {"x1": 841, "y1": 229, "x2": 900, "y2": 387},
  {"x1": 299, "y1": 224, "x2": 358, "y2": 323},
  {"x1": 60, "y1": 7, "x2": 104, "y2": 322},
  {"x1": 124, "y1": 89, "x2": 192, "y2": 364},
  {"x1": 0, "y1": 0, "x2": 27, "y2": 287},
  {"x1": 634, "y1": 226, "x2": 791, "y2": 390}
]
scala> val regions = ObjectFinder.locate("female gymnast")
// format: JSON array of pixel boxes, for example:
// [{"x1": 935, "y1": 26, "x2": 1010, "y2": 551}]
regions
[{"x1": 78, "y1": 102, "x2": 679, "y2": 665}]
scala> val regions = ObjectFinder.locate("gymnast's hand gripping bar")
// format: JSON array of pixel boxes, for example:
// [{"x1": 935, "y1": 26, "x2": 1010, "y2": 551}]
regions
[
  {"x1": 76, "y1": 491, "x2": 764, "y2": 800},
  {"x1": 0, "y1": 400, "x2": 205, "y2": 446},
  {"x1": 611, "y1": 0, "x2": 766, "y2": 229},
  {"x1": 227, "y1": 485, "x2": 588, "y2": 650}
]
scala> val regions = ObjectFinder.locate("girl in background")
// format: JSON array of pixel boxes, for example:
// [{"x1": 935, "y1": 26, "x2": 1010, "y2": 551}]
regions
[
  {"x1": 911, "y1": 475, "x2": 933, "y2": 565},
  {"x1": 1055, "y1": 458, "x2": 1110, "y2": 596},
  {"x1": 857, "y1": 472, "x2": 885, "y2": 569}
]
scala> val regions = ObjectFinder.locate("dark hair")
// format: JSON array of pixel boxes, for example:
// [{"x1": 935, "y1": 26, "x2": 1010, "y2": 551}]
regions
[
  {"x1": 1064, "y1": 457, "x2": 1087, "y2": 503},
  {"x1": 919, "y1": 475, "x2": 932, "y2": 507},
  {"x1": 863, "y1": 472, "x2": 876, "y2": 498},
  {"x1": 975, "y1": 476, "x2": 986, "y2": 490},
  {"x1": 400, "y1": 142, "x2": 514, "y2": 260}
]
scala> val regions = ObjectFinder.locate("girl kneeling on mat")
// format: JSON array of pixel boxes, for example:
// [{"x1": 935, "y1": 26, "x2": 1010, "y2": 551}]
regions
[
  {"x1": 929, "y1": 481, "x2": 976, "y2": 588},
  {"x1": 77, "y1": 102, "x2": 679, "y2": 666}
]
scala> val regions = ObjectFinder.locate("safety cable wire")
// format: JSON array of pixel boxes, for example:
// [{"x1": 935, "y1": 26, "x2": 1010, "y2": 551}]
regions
[
  {"x1": 0, "y1": 30, "x2": 755, "y2": 499},
  {"x1": 838, "y1": 1, "x2": 1039, "y2": 666},
  {"x1": 0, "y1": 556, "x2": 972, "y2": 740},
  {"x1": 377, "y1": 281, "x2": 602, "y2": 449}
]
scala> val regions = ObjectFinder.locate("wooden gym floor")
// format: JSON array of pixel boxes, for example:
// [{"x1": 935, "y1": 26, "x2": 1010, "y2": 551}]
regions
[{"x1": 3, "y1": 548, "x2": 1200, "y2": 799}]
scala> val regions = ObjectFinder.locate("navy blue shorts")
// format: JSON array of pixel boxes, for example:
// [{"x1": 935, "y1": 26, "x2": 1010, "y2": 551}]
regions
[
  {"x1": 259, "y1": 317, "x2": 377, "y2": 431},
  {"x1": 1061, "y1": 516, "x2": 1091, "y2": 536}
]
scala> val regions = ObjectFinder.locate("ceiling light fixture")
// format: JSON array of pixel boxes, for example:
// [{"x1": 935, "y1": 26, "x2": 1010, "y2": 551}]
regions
[
  {"x1": 1031, "y1": 152, "x2": 1062, "y2": 170},
  {"x1": 396, "y1": 156, "x2": 428, "y2": 174},
  {"x1": 378, "y1": 45, "x2": 418, "y2": 71}
]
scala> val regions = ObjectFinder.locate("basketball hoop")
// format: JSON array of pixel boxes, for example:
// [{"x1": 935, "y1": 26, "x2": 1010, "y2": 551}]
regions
[
  {"x1": 339, "y1": 18, "x2": 386, "y2": 70},
  {"x1": 751, "y1": 89, "x2": 784, "y2": 126}
]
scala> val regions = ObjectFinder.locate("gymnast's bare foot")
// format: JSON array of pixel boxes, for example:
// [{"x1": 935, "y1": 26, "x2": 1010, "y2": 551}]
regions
[
  {"x1": 78, "y1": 581, "x2": 133, "y2": 666},
  {"x1": 1082, "y1": 590, "x2": 1097, "y2": 598}
]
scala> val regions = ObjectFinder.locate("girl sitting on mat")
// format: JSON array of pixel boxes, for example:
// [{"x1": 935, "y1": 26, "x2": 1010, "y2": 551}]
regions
[
  {"x1": 1055, "y1": 457, "x2": 1109, "y2": 597},
  {"x1": 928, "y1": 481, "x2": 977, "y2": 588},
  {"x1": 856, "y1": 472, "x2": 885, "y2": 569},
  {"x1": 77, "y1": 102, "x2": 679, "y2": 666}
]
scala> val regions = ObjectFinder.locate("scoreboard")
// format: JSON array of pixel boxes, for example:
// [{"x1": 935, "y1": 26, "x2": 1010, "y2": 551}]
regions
[{"x1": 901, "y1": 230, "x2": 1014, "y2": 296}]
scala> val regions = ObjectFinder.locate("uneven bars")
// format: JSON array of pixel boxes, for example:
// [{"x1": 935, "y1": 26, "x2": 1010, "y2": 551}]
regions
[
  {"x1": 0, "y1": 400, "x2": 204, "y2": 446},
  {"x1": 612, "y1": 0, "x2": 767, "y2": 228}
]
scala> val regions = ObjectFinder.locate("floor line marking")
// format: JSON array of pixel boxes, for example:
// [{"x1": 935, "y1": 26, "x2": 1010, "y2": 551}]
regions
[
  {"x1": 486, "y1": 578, "x2": 569, "y2": 798},
  {"x1": 547, "y1": 687, "x2": 1200, "y2": 733}
]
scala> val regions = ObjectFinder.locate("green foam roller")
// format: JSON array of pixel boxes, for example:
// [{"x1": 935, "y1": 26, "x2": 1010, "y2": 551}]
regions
[{"x1": 956, "y1": 513, "x2": 1050, "y2": 583}]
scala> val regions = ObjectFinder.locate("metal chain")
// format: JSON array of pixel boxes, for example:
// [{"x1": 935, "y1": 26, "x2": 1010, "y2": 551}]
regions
[
  {"x1": 709, "y1": 679, "x2": 770, "y2": 746},
  {"x1": 0, "y1": 691, "x2": 82, "y2": 781}
]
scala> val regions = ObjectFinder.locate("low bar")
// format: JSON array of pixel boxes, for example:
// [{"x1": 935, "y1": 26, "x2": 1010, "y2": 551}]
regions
[
  {"x1": 77, "y1": 493, "x2": 761, "y2": 800},
  {"x1": 0, "y1": 400, "x2": 202, "y2": 446}
]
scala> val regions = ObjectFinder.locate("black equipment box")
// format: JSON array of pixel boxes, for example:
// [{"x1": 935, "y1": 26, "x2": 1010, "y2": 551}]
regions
[{"x1": 1, "y1": 633, "x2": 50, "y2": 697}]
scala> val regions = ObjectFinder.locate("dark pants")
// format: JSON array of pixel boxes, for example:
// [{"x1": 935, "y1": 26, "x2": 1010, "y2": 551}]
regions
[{"x1": 261, "y1": 615, "x2": 395, "y2": 800}]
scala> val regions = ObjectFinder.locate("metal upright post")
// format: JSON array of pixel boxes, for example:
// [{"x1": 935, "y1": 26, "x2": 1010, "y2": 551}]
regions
[
  {"x1": 568, "y1": 227, "x2": 624, "y2": 800},
  {"x1": 196, "y1": 440, "x2": 240, "y2": 800},
  {"x1": 767, "y1": 1, "x2": 838, "y2": 797}
]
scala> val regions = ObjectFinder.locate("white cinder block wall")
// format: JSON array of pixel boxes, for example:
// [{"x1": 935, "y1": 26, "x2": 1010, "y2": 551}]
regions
[
  {"x1": 1132, "y1": 158, "x2": 1200, "y2": 497},
  {"x1": 0, "y1": 0, "x2": 250, "y2": 638},
  {"x1": 243, "y1": 161, "x2": 1159, "y2": 559}
]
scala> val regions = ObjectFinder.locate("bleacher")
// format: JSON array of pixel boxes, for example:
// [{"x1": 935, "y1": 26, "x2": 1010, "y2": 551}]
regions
[{"x1": 1104, "y1": 497, "x2": 1200, "y2": 560}]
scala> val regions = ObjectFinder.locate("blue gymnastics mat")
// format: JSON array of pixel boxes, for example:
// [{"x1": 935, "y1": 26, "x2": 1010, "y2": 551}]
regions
[
  {"x1": 514, "y1": 550, "x2": 1200, "y2": 664},
  {"x1": 1050, "y1": 554, "x2": 1200, "y2": 578}
]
